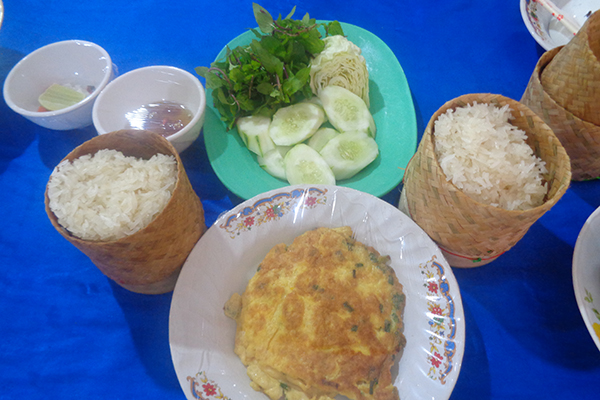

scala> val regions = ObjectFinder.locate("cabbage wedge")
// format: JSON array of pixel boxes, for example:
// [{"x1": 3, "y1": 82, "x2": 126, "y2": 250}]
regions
[{"x1": 309, "y1": 35, "x2": 370, "y2": 107}]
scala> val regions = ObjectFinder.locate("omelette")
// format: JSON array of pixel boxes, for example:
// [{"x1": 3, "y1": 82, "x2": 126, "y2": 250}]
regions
[{"x1": 224, "y1": 226, "x2": 406, "y2": 400}]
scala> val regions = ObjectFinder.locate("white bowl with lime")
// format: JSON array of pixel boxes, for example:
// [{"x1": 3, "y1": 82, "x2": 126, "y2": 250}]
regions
[{"x1": 3, "y1": 39, "x2": 116, "y2": 130}]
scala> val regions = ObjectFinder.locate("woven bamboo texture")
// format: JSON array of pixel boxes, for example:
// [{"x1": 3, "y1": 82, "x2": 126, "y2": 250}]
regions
[
  {"x1": 522, "y1": 46, "x2": 600, "y2": 181},
  {"x1": 44, "y1": 130, "x2": 206, "y2": 294},
  {"x1": 402, "y1": 93, "x2": 571, "y2": 268},
  {"x1": 540, "y1": 10, "x2": 600, "y2": 125}
]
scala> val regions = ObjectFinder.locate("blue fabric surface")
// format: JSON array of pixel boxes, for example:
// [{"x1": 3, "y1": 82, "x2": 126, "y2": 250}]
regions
[{"x1": 1, "y1": 1, "x2": 600, "y2": 399}]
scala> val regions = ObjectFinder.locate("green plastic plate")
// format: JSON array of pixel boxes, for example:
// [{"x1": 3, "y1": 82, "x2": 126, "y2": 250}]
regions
[{"x1": 203, "y1": 21, "x2": 417, "y2": 200}]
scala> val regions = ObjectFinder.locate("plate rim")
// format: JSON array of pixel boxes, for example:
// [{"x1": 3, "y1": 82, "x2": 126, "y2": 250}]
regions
[
  {"x1": 520, "y1": 0, "x2": 554, "y2": 50},
  {"x1": 573, "y1": 205, "x2": 600, "y2": 352}
]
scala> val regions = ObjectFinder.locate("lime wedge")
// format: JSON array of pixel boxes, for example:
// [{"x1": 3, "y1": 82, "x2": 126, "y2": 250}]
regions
[{"x1": 38, "y1": 84, "x2": 86, "y2": 111}]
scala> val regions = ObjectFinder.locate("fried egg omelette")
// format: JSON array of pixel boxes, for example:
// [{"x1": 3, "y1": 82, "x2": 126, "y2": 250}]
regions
[{"x1": 224, "y1": 226, "x2": 406, "y2": 400}]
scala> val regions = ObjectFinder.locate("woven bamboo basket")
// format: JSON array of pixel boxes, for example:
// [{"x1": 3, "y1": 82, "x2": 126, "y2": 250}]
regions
[
  {"x1": 540, "y1": 9, "x2": 600, "y2": 125},
  {"x1": 522, "y1": 46, "x2": 600, "y2": 181},
  {"x1": 44, "y1": 130, "x2": 206, "y2": 294},
  {"x1": 399, "y1": 93, "x2": 571, "y2": 268}
]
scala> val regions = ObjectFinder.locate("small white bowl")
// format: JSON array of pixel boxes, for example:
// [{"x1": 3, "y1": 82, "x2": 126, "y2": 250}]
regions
[
  {"x1": 92, "y1": 65, "x2": 206, "y2": 153},
  {"x1": 3, "y1": 40, "x2": 115, "y2": 130},
  {"x1": 520, "y1": 0, "x2": 599, "y2": 50}
]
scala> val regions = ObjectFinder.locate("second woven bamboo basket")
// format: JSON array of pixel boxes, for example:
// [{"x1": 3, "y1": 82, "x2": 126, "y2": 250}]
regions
[
  {"x1": 400, "y1": 93, "x2": 571, "y2": 268},
  {"x1": 522, "y1": 46, "x2": 600, "y2": 181}
]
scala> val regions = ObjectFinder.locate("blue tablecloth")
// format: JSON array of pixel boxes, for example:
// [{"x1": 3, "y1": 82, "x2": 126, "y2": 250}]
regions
[{"x1": 1, "y1": 1, "x2": 599, "y2": 399}]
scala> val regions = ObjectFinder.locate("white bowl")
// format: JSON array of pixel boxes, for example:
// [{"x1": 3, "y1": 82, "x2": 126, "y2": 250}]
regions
[
  {"x1": 92, "y1": 65, "x2": 206, "y2": 153},
  {"x1": 573, "y1": 205, "x2": 600, "y2": 352},
  {"x1": 520, "y1": 0, "x2": 599, "y2": 50},
  {"x1": 3, "y1": 40, "x2": 115, "y2": 130}
]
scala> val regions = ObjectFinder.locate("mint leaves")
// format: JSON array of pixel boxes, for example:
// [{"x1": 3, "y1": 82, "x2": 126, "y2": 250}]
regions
[{"x1": 196, "y1": 3, "x2": 343, "y2": 130}]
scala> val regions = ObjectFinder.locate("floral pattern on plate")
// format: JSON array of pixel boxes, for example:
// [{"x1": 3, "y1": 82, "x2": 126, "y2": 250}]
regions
[
  {"x1": 420, "y1": 256, "x2": 459, "y2": 384},
  {"x1": 187, "y1": 372, "x2": 231, "y2": 400},
  {"x1": 220, "y1": 187, "x2": 328, "y2": 238},
  {"x1": 525, "y1": 0, "x2": 548, "y2": 41},
  {"x1": 584, "y1": 288, "x2": 600, "y2": 340}
]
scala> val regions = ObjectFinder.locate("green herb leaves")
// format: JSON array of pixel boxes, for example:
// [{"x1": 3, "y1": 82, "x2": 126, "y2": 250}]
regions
[
  {"x1": 254, "y1": 2, "x2": 277, "y2": 33},
  {"x1": 196, "y1": 3, "x2": 344, "y2": 130}
]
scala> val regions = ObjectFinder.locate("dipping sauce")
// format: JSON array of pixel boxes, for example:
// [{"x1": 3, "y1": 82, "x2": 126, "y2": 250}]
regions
[{"x1": 125, "y1": 101, "x2": 193, "y2": 137}]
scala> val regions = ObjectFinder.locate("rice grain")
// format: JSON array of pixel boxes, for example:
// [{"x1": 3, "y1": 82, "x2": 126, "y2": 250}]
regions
[
  {"x1": 47, "y1": 149, "x2": 177, "y2": 241},
  {"x1": 433, "y1": 102, "x2": 547, "y2": 210}
]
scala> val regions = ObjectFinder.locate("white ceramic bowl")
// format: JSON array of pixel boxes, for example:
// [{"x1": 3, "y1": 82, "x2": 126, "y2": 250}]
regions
[
  {"x1": 92, "y1": 66, "x2": 206, "y2": 153},
  {"x1": 573, "y1": 205, "x2": 600, "y2": 352},
  {"x1": 3, "y1": 40, "x2": 115, "y2": 130},
  {"x1": 520, "y1": 0, "x2": 599, "y2": 50}
]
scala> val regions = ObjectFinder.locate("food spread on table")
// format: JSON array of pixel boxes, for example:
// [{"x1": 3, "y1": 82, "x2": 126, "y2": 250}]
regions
[{"x1": 4, "y1": 1, "x2": 600, "y2": 399}]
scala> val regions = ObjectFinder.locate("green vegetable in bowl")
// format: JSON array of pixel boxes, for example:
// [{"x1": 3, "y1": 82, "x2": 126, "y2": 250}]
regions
[
  {"x1": 196, "y1": 3, "x2": 343, "y2": 130},
  {"x1": 38, "y1": 83, "x2": 86, "y2": 111}
]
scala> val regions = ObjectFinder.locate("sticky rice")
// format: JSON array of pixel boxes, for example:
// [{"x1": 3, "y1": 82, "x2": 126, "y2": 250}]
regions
[
  {"x1": 47, "y1": 149, "x2": 177, "y2": 241},
  {"x1": 433, "y1": 102, "x2": 548, "y2": 211}
]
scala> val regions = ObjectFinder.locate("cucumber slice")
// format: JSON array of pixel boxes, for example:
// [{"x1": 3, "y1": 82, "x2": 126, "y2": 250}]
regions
[
  {"x1": 236, "y1": 115, "x2": 276, "y2": 157},
  {"x1": 307, "y1": 127, "x2": 339, "y2": 152},
  {"x1": 284, "y1": 144, "x2": 336, "y2": 185},
  {"x1": 318, "y1": 85, "x2": 376, "y2": 138},
  {"x1": 303, "y1": 96, "x2": 328, "y2": 122},
  {"x1": 269, "y1": 102, "x2": 325, "y2": 146},
  {"x1": 38, "y1": 84, "x2": 86, "y2": 111},
  {"x1": 319, "y1": 130, "x2": 379, "y2": 180},
  {"x1": 257, "y1": 146, "x2": 291, "y2": 180},
  {"x1": 304, "y1": 96, "x2": 324, "y2": 108}
]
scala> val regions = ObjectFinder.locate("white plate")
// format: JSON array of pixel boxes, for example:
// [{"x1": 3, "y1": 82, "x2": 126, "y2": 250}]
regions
[
  {"x1": 169, "y1": 185, "x2": 465, "y2": 400},
  {"x1": 573, "y1": 205, "x2": 600, "y2": 352},
  {"x1": 520, "y1": 0, "x2": 599, "y2": 50}
]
